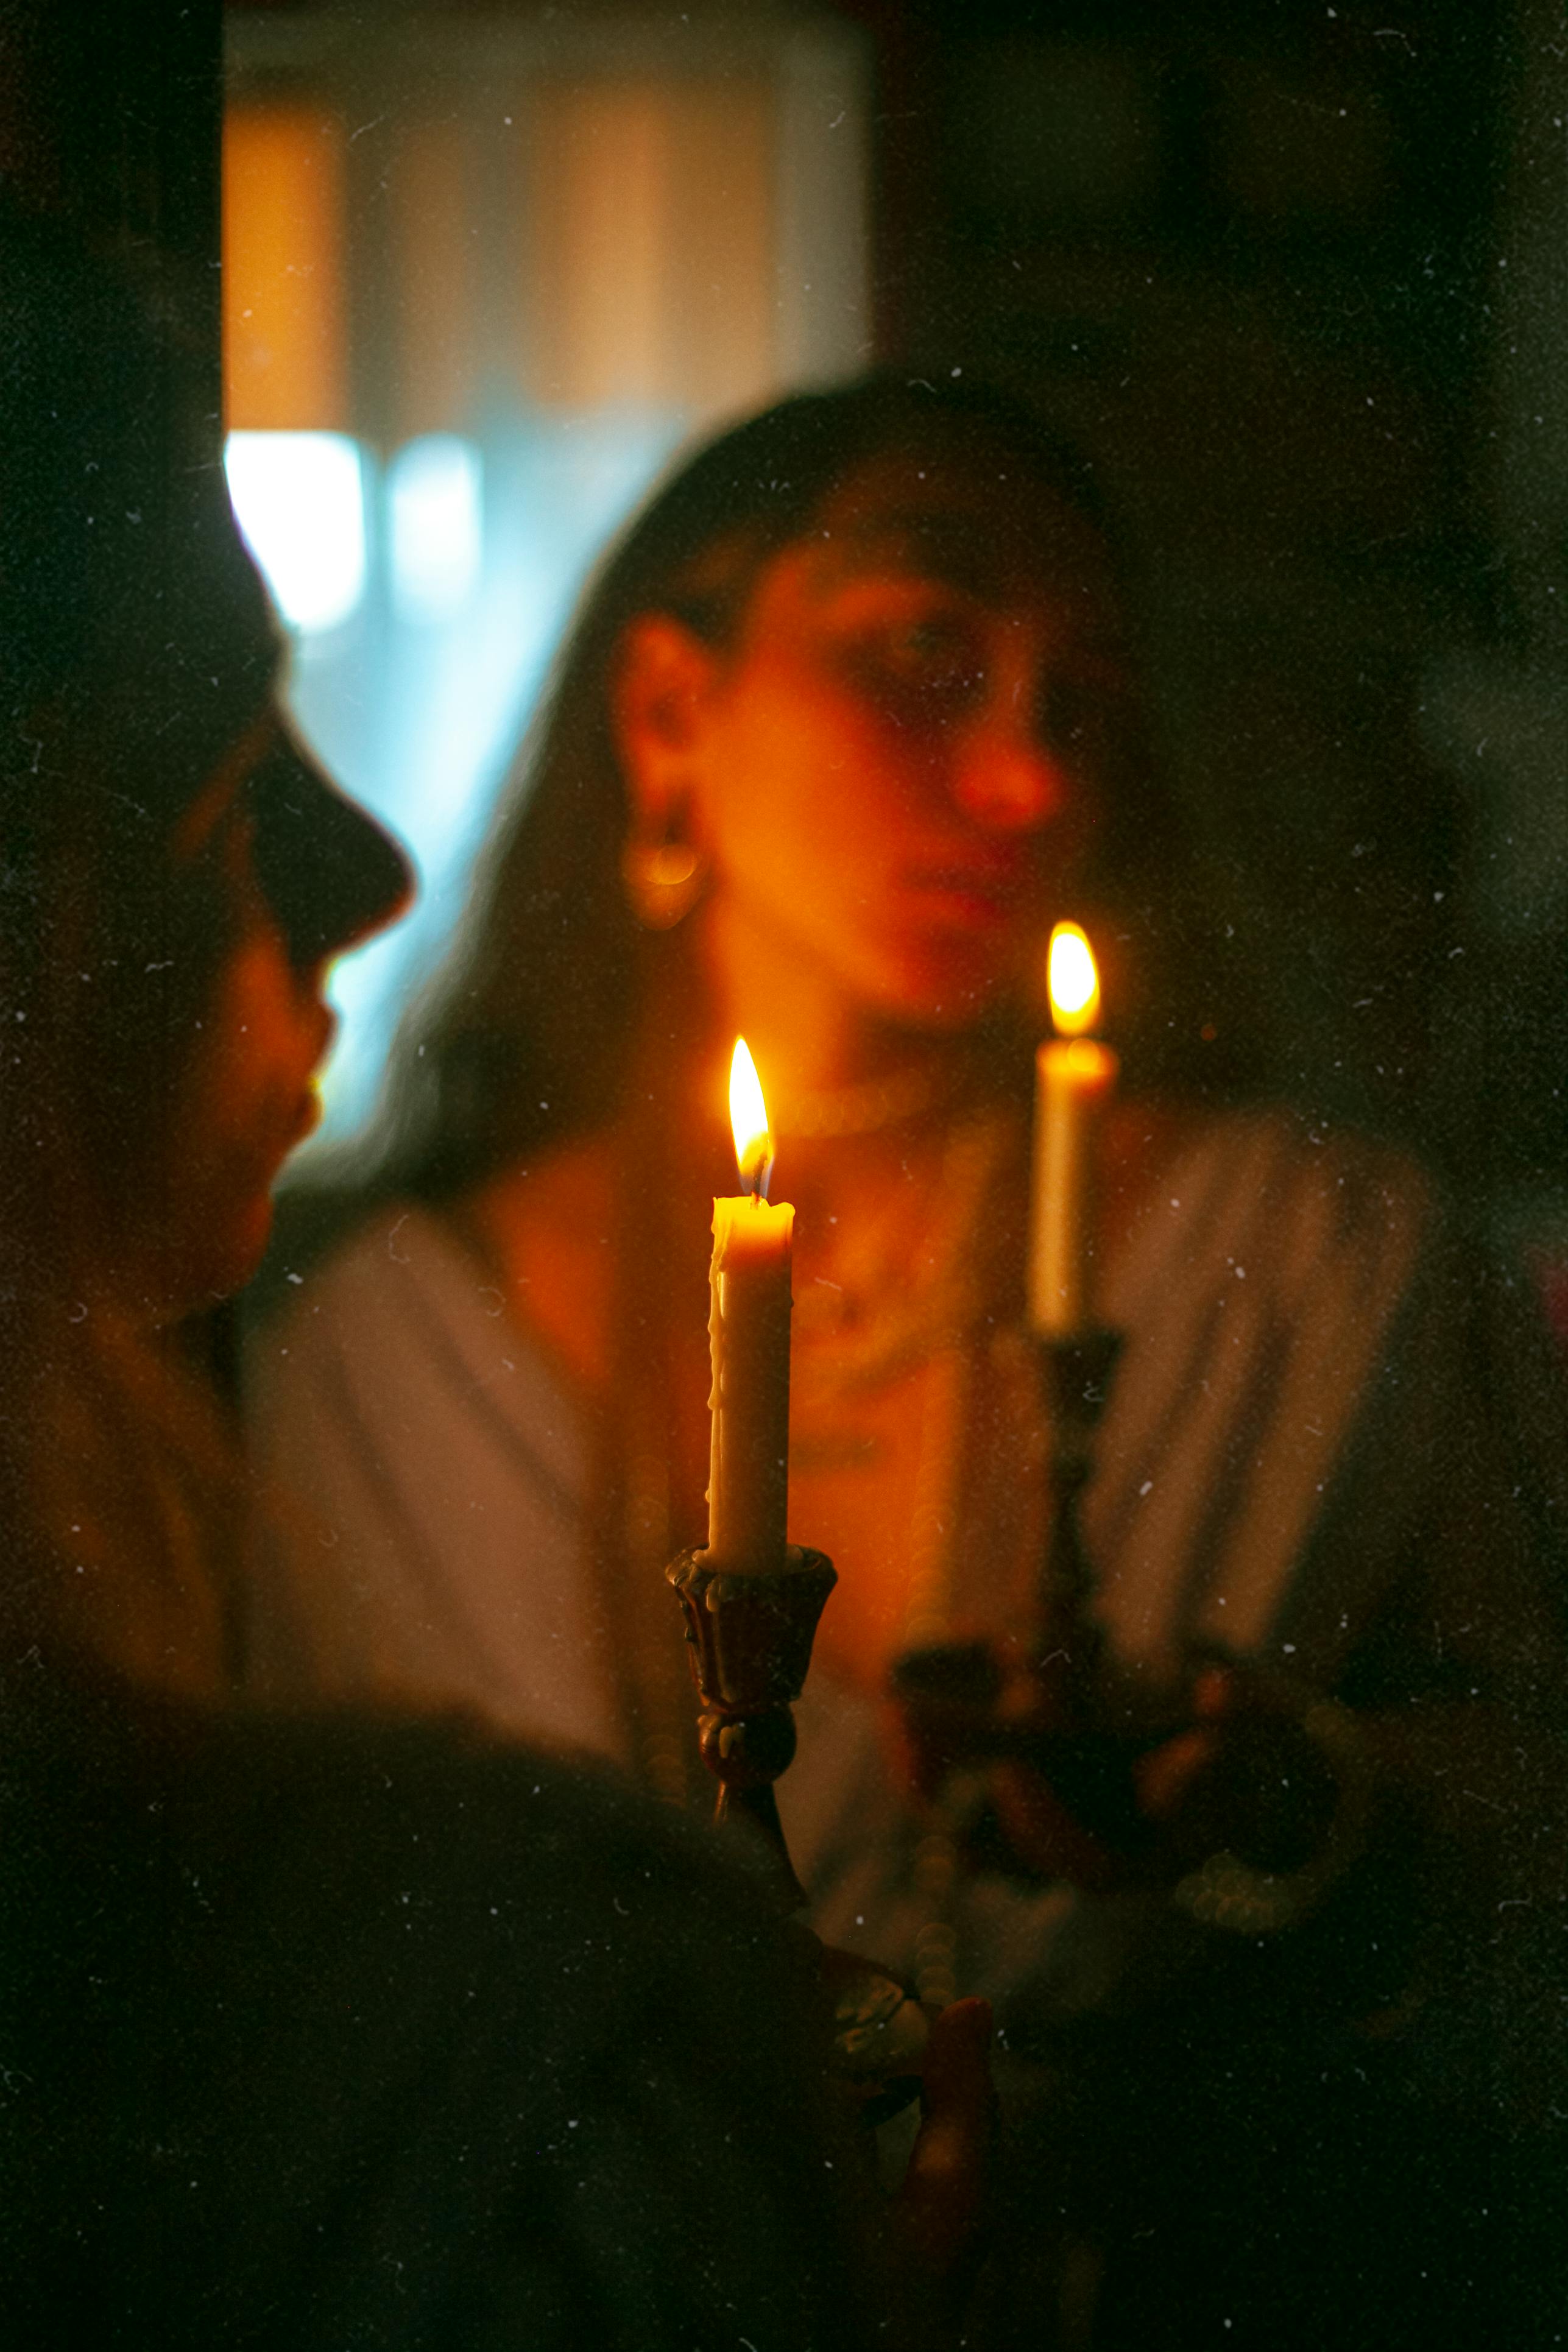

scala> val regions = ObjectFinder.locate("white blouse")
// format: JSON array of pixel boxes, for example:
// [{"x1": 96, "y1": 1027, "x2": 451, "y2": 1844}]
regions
[{"x1": 244, "y1": 1109, "x2": 1561, "y2": 1993}]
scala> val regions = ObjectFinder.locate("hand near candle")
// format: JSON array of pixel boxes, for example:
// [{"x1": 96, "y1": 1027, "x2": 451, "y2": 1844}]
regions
[
  {"x1": 888, "y1": 1997, "x2": 998, "y2": 2312},
  {"x1": 1133, "y1": 1665, "x2": 1343, "y2": 1877},
  {"x1": 984, "y1": 1660, "x2": 1348, "y2": 1893}
]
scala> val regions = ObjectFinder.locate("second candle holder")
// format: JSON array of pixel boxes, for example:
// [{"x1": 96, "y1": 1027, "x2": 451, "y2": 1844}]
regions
[
  {"x1": 892, "y1": 1324, "x2": 1161, "y2": 1857},
  {"x1": 1033, "y1": 1327, "x2": 1123, "y2": 1704}
]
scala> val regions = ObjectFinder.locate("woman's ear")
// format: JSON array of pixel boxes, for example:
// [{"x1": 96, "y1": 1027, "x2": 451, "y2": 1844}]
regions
[{"x1": 611, "y1": 613, "x2": 722, "y2": 838}]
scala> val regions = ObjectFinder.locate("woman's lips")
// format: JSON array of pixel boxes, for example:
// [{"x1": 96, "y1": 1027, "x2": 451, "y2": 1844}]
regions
[
  {"x1": 288, "y1": 1013, "x2": 335, "y2": 1150},
  {"x1": 284, "y1": 1083, "x2": 323, "y2": 1152}
]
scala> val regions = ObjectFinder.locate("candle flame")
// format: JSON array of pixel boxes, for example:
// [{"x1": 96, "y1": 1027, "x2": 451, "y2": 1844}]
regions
[
  {"x1": 729, "y1": 1039, "x2": 774, "y2": 1199},
  {"x1": 1048, "y1": 922, "x2": 1100, "y2": 1037}
]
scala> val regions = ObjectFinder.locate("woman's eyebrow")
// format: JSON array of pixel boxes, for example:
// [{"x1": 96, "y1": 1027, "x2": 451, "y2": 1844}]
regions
[
  {"x1": 816, "y1": 512, "x2": 1061, "y2": 602},
  {"x1": 843, "y1": 510, "x2": 990, "y2": 557}
]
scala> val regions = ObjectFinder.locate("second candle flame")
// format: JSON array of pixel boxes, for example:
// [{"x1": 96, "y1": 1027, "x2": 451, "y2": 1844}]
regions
[
  {"x1": 729, "y1": 1039, "x2": 775, "y2": 1200},
  {"x1": 1048, "y1": 922, "x2": 1101, "y2": 1038}
]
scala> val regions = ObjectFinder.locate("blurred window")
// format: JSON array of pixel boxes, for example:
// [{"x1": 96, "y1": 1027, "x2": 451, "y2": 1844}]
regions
[
  {"x1": 389, "y1": 438, "x2": 484, "y2": 626},
  {"x1": 225, "y1": 433, "x2": 367, "y2": 632},
  {"x1": 224, "y1": 8, "x2": 868, "y2": 1150}
]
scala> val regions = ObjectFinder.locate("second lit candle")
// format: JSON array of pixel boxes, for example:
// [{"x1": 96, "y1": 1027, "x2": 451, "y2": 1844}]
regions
[{"x1": 1029, "y1": 922, "x2": 1119, "y2": 1338}]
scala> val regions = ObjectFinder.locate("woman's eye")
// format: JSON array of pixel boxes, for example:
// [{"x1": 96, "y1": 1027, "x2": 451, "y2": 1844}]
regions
[{"x1": 863, "y1": 620, "x2": 984, "y2": 701}]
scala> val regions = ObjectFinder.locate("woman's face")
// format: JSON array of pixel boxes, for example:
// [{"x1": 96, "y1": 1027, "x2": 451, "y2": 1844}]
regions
[
  {"x1": 633, "y1": 448, "x2": 1133, "y2": 1035},
  {"x1": 138, "y1": 715, "x2": 409, "y2": 1312}
]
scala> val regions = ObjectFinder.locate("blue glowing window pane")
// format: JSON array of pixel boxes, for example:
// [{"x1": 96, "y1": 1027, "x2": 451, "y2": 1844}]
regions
[
  {"x1": 389, "y1": 436, "x2": 484, "y2": 623},
  {"x1": 269, "y1": 411, "x2": 690, "y2": 1154},
  {"x1": 224, "y1": 432, "x2": 367, "y2": 634}
]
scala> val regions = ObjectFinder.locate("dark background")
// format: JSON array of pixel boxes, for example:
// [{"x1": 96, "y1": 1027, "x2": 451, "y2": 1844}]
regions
[
  {"x1": 835, "y1": 0, "x2": 1566, "y2": 1207},
  {"x1": 5, "y1": 0, "x2": 1565, "y2": 1210}
]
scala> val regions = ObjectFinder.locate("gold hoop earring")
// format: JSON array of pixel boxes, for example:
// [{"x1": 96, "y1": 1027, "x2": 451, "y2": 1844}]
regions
[{"x1": 620, "y1": 830, "x2": 707, "y2": 931}]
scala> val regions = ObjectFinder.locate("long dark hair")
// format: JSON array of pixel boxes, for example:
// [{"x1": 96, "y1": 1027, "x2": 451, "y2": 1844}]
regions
[
  {"x1": 378, "y1": 373, "x2": 1198, "y2": 1203},
  {"x1": 0, "y1": 203, "x2": 279, "y2": 1695}
]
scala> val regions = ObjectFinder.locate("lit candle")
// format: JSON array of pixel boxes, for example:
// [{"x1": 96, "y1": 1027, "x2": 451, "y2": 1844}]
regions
[
  {"x1": 705, "y1": 1040, "x2": 794, "y2": 1572},
  {"x1": 1029, "y1": 923, "x2": 1120, "y2": 1337}
]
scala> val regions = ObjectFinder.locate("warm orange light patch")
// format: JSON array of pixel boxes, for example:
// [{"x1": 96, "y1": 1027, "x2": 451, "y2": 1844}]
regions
[{"x1": 223, "y1": 104, "x2": 348, "y2": 431}]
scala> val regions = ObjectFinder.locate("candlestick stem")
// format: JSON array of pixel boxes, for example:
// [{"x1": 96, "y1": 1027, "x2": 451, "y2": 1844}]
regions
[
  {"x1": 668, "y1": 1542, "x2": 933, "y2": 2119},
  {"x1": 892, "y1": 1326, "x2": 1145, "y2": 1849},
  {"x1": 1034, "y1": 1329, "x2": 1123, "y2": 1713}
]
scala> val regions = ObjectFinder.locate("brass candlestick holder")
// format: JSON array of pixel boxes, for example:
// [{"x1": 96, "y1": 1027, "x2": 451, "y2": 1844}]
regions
[
  {"x1": 666, "y1": 1545, "x2": 838, "y2": 1908},
  {"x1": 668, "y1": 1542, "x2": 933, "y2": 2120},
  {"x1": 892, "y1": 1327, "x2": 1164, "y2": 1857},
  {"x1": 892, "y1": 1329, "x2": 1376, "y2": 1929}
]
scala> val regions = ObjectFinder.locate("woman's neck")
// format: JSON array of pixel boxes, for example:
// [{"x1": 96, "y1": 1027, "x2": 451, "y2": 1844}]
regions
[{"x1": 695, "y1": 899, "x2": 958, "y2": 1115}]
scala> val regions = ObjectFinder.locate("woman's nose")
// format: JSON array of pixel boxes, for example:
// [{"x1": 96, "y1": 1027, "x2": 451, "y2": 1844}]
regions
[
  {"x1": 950, "y1": 718, "x2": 1074, "y2": 835},
  {"x1": 250, "y1": 724, "x2": 414, "y2": 967}
]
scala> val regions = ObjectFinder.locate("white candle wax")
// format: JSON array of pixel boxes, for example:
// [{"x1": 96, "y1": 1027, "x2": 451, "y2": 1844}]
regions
[
  {"x1": 706, "y1": 1193, "x2": 794, "y2": 1571},
  {"x1": 1028, "y1": 1036, "x2": 1119, "y2": 1337}
]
